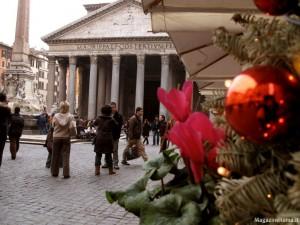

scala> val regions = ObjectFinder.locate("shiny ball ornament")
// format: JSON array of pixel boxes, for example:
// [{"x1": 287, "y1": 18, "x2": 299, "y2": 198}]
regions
[
  {"x1": 253, "y1": 0, "x2": 298, "y2": 16},
  {"x1": 225, "y1": 65, "x2": 300, "y2": 143}
]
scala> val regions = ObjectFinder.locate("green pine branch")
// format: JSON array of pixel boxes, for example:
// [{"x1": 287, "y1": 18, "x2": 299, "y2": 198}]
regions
[{"x1": 213, "y1": 14, "x2": 300, "y2": 70}]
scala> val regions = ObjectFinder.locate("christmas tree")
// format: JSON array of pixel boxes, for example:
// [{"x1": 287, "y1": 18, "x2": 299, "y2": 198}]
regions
[{"x1": 106, "y1": 1, "x2": 300, "y2": 224}]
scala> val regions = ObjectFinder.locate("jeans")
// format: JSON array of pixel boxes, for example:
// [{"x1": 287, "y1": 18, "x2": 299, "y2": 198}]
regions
[
  {"x1": 95, "y1": 152, "x2": 113, "y2": 167},
  {"x1": 113, "y1": 139, "x2": 119, "y2": 166},
  {"x1": 153, "y1": 131, "x2": 159, "y2": 145},
  {"x1": 0, "y1": 139, "x2": 6, "y2": 167}
]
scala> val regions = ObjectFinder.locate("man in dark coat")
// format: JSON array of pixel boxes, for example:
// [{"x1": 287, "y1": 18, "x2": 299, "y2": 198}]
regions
[
  {"x1": 0, "y1": 93, "x2": 11, "y2": 167},
  {"x1": 102, "y1": 102, "x2": 123, "y2": 170},
  {"x1": 94, "y1": 105, "x2": 117, "y2": 176},
  {"x1": 121, "y1": 107, "x2": 148, "y2": 165},
  {"x1": 8, "y1": 107, "x2": 24, "y2": 160}
]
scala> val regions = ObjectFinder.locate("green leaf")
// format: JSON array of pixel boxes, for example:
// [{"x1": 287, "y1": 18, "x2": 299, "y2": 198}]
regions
[
  {"x1": 170, "y1": 185, "x2": 202, "y2": 204},
  {"x1": 105, "y1": 175, "x2": 151, "y2": 216},
  {"x1": 140, "y1": 194, "x2": 202, "y2": 225},
  {"x1": 144, "y1": 148, "x2": 180, "y2": 180}
]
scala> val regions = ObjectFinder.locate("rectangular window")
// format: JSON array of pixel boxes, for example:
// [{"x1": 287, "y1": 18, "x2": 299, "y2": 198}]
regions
[
  {"x1": 2, "y1": 61, "x2": 4, "y2": 67},
  {"x1": 1, "y1": 50, "x2": 6, "y2": 58}
]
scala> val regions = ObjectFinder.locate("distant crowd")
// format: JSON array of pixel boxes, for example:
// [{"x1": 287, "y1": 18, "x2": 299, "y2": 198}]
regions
[{"x1": 0, "y1": 92, "x2": 174, "y2": 179}]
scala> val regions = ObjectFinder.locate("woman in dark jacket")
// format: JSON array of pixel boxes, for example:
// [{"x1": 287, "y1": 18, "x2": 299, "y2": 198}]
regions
[
  {"x1": 94, "y1": 105, "x2": 116, "y2": 176},
  {"x1": 142, "y1": 118, "x2": 151, "y2": 145}
]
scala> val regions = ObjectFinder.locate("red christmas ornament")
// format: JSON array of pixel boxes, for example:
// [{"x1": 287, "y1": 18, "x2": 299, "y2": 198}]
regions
[
  {"x1": 253, "y1": 0, "x2": 298, "y2": 16},
  {"x1": 225, "y1": 65, "x2": 300, "y2": 143}
]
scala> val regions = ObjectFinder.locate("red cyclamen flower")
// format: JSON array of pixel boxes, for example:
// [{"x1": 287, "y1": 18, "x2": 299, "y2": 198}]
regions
[
  {"x1": 168, "y1": 112, "x2": 225, "y2": 183},
  {"x1": 157, "y1": 81, "x2": 193, "y2": 122}
]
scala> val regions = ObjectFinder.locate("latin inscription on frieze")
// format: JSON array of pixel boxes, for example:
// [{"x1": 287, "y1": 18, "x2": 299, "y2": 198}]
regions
[{"x1": 76, "y1": 42, "x2": 174, "y2": 51}]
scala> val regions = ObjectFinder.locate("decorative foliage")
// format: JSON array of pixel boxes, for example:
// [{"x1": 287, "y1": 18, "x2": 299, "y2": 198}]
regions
[
  {"x1": 215, "y1": 172, "x2": 287, "y2": 224},
  {"x1": 217, "y1": 140, "x2": 266, "y2": 176},
  {"x1": 106, "y1": 150, "x2": 218, "y2": 225},
  {"x1": 213, "y1": 14, "x2": 300, "y2": 71}
]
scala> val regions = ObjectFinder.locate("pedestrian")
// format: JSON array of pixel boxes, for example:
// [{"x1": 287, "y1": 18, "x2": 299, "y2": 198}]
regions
[
  {"x1": 123, "y1": 119, "x2": 129, "y2": 140},
  {"x1": 158, "y1": 115, "x2": 167, "y2": 152},
  {"x1": 37, "y1": 111, "x2": 48, "y2": 134},
  {"x1": 142, "y1": 118, "x2": 151, "y2": 145},
  {"x1": 44, "y1": 113, "x2": 63, "y2": 168},
  {"x1": 0, "y1": 93, "x2": 11, "y2": 167},
  {"x1": 8, "y1": 107, "x2": 24, "y2": 160},
  {"x1": 121, "y1": 107, "x2": 148, "y2": 165},
  {"x1": 51, "y1": 101, "x2": 76, "y2": 178},
  {"x1": 94, "y1": 105, "x2": 116, "y2": 176},
  {"x1": 151, "y1": 116, "x2": 159, "y2": 145},
  {"x1": 102, "y1": 102, "x2": 123, "y2": 170},
  {"x1": 160, "y1": 117, "x2": 175, "y2": 152}
]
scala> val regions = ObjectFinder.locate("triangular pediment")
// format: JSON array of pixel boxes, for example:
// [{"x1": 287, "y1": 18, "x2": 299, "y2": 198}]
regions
[{"x1": 42, "y1": 0, "x2": 167, "y2": 42}]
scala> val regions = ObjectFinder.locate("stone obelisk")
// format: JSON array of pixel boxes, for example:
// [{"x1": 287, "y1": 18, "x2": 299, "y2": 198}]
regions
[{"x1": 5, "y1": 0, "x2": 41, "y2": 113}]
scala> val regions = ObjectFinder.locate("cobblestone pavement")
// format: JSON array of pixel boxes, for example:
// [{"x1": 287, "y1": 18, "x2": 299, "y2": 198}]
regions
[{"x1": 0, "y1": 138, "x2": 160, "y2": 225}]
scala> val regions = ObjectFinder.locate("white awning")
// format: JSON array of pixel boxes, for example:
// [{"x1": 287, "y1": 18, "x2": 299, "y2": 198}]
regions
[{"x1": 141, "y1": 0, "x2": 260, "y2": 90}]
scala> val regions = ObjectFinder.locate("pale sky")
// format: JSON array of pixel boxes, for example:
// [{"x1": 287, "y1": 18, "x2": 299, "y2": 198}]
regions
[{"x1": 0, "y1": 0, "x2": 113, "y2": 49}]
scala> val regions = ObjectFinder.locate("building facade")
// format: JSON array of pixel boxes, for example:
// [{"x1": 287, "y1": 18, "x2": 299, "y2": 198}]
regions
[
  {"x1": 29, "y1": 49, "x2": 59, "y2": 105},
  {"x1": 42, "y1": 0, "x2": 186, "y2": 120},
  {"x1": 0, "y1": 42, "x2": 12, "y2": 92}
]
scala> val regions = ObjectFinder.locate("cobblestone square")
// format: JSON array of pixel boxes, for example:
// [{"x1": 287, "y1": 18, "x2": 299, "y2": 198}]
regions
[{"x1": 0, "y1": 139, "x2": 160, "y2": 225}]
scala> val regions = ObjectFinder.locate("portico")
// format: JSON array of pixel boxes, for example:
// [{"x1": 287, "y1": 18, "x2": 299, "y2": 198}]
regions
[{"x1": 42, "y1": 0, "x2": 186, "y2": 120}]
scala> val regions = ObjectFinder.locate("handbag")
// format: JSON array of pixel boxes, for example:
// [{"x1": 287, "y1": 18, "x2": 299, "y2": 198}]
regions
[
  {"x1": 69, "y1": 120, "x2": 77, "y2": 137},
  {"x1": 126, "y1": 145, "x2": 139, "y2": 160}
]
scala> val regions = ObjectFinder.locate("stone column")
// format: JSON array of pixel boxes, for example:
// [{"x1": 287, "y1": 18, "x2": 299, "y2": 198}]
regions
[
  {"x1": 77, "y1": 66, "x2": 84, "y2": 117},
  {"x1": 97, "y1": 57, "x2": 106, "y2": 115},
  {"x1": 46, "y1": 56, "x2": 56, "y2": 113},
  {"x1": 160, "y1": 55, "x2": 170, "y2": 116},
  {"x1": 110, "y1": 55, "x2": 121, "y2": 104},
  {"x1": 135, "y1": 55, "x2": 145, "y2": 109},
  {"x1": 88, "y1": 55, "x2": 98, "y2": 120},
  {"x1": 68, "y1": 56, "x2": 77, "y2": 114},
  {"x1": 58, "y1": 59, "x2": 67, "y2": 102}
]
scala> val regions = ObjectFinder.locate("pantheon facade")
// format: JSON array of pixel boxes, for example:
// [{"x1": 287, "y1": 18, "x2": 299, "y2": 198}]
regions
[{"x1": 42, "y1": 0, "x2": 186, "y2": 120}]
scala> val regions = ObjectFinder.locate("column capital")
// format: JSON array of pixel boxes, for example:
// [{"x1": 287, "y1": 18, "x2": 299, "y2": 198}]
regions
[
  {"x1": 112, "y1": 55, "x2": 121, "y2": 65},
  {"x1": 161, "y1": 55, "x2": 170, "y2": 65},
  {"x1": 69, "y1": 56, "x2": 77, "y2": 65},
  {"x1": 47, "y1": 56, "x2": 56, "y2": 64},
  {"x1": 90, "y1": 55, "x2": 98, "y2": 64},
  {"x1": 57, "y1": 58, "x2": 67, "y2": 66},
  {"x1": 136, "y1": 55, "x2": 145, "y2": 65}
]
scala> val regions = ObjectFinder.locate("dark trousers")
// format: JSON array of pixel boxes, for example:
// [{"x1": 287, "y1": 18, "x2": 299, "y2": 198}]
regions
[
  {"x1": 153, "y1": 131, "x2": 159, "y2": 145},
  {"x1": 0, "y1": 139, "x2": 6, "y2": 167},
  {"x1": 9, "y1": 138, "x2": 20, "y2": 159},
  {"x1": 95, "y1": 152, "x2": 112, "y2": 167},
  {"x1": 51, "y1": 138, "x2": 70, "y2": 177},
  {"x1": 46, "y1": 151, "x2": 63, "y2": 168},
  {"x1": 143, "y1": 136, "x2": 149, "y2": 145}
]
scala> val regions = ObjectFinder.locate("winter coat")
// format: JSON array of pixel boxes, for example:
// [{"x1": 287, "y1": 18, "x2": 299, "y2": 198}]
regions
[
  {"x1": 128, "y1": 114, "x2": 142, "y2": 140},
  {"x1": 52, "y1": 113, "x2": 74, "y2": 139},
  {"x1": 8, "y1": 113, "x2": 24, "y2": 139},
  {"x1": 0, "y1": 102, "x2": 11, "y2": 141},
  {"x1": 142, "y1": 122, "x2": 151, "y2": 137},
  {"x1": 94, "y1": 115, "x2": 116, "y2": 154},
  {"x1": 44, "y1": 127, "x2": 54, "y2": 152},
  {"x1": 112, "y1": 112, "x2": 123, "y2": 140},
  {"x1": 159, "y1": 120, "x2": 167, "y2": 137}
]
